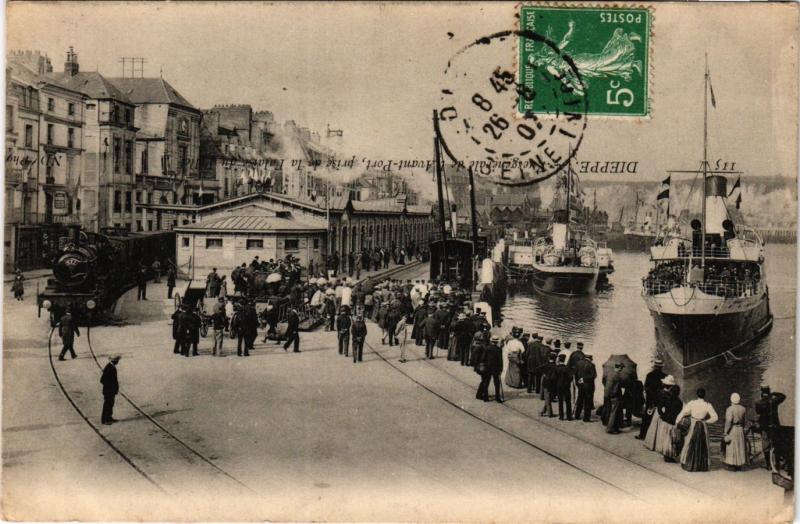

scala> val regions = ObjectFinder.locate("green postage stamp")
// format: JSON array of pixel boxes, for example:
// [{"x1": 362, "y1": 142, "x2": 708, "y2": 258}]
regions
[{"x1": 519, "y1": 5, "x2": 651, "y2": 117}]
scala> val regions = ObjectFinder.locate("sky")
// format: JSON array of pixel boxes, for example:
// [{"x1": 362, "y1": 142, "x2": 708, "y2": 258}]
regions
[{"x1": 6, "y1": 2, "x2": 798, "y2": 183}]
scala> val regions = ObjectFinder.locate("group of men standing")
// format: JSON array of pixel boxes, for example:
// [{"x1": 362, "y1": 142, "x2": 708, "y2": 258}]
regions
[{"x1": 335, "y1": 305, "x2": 368, "y2": 363}]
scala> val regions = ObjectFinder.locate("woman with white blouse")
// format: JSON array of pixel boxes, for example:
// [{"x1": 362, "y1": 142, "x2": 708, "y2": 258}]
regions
[{"x1": 675, "y1": 388, "x2": 719, "y2": 472}]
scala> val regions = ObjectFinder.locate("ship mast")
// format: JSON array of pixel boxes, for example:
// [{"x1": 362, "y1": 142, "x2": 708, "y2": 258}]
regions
[{"x1": 701, "y1": 54, "x2": 709, "y2": 269}]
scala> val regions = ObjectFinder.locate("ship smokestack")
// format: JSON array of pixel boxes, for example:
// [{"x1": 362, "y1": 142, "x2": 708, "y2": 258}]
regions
[{"x1": 705, "y1": 175, "x2": 730, "y2": 235}]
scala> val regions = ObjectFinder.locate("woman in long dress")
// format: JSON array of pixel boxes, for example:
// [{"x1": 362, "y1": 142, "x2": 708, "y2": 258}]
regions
[
  {"x1": 505, "y1": 344, "x2": 524, "y2": 389},
  {"x1": 656, "y1": 383, "x2": 683, "y2": 462},
  {"x1": 676, "y1": 388, "x2": 719, "y2": 472},
  {"x1": 723, "y1": 392, "x2": 748, "y2": 471},
  {"x1": 643, "y1": 379, "x2": 667, "y2": 451}
]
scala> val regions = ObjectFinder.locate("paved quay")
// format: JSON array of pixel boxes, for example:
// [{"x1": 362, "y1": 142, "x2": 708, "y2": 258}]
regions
[{"x1": 1, "y1": 264, "x2": 790, "y2": 522}]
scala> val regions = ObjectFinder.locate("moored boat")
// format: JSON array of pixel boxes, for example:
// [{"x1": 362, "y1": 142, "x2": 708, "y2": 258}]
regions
[{"x1": 641, "y1": 61, "x2": 772, "y2": 369}]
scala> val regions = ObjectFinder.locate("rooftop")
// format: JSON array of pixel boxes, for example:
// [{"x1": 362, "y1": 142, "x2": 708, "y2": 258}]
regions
[
  {"x1": 48, "y1": 72, "x2": 132, "y2": 103},
  {"x1": 175, "y1": 213, "x2": 326, "y2": 234},
  {"x1": 107, "y1": 77, "x2": 198, "y2": 111}
]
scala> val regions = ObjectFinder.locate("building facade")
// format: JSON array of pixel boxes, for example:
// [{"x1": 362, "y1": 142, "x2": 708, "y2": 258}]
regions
[
  {"x1": 49, "y1": 48, "x2": 140, "y2": 232},
  {"x1": 107, "y1": 77, "x2": 203, "y2": 232}
]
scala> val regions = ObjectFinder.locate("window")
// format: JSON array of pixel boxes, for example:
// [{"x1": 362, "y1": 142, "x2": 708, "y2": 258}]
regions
[
  {"x1": 284, "y1": 239, "x2": 299, "y2": 251},
  {"x1": 125, "y1": 191, "x2": 132, "y2": 212},
  {"x1": 86, "y1": 103, "x2": 96, "y2": 111},
  {"x1": 67, "y1": 128, "x2": 74, "y2": 148},
  {"x1": 182, "y1": 237, "x2": 190, "y2": 247},
  {"x1": 24, "y1": 125, "x2": 32, "y2": 147},
  {"x1": 125, "y1": 140, "x2": 133, "y2": 174},
  {"x1": 135, "y1": 191, "x2": 141, "y2": 203},
  {"x1": 113, "y1": 137, "x2": 121, "y2": 173},
  {"x1": 136, "y1": 220, "x2": 142, "y2": 231},
  {"x1": 6, "y1": 105, "x2": 13, "y2": 132},
  {"x1": 113, "y1": 190, "x2": 122, "y2": 213},
  {"x1": 141, "y1": 147, "x2": 148, "y2": 174},
  {"x1": 47, "y1": 124, "x2": 54, "y2": 145},
  {"x1": 313, "y1": 238, "x2": 320, "y2": 250},
  {"x1": 46, "y1": 162, "x2": 53, "y2": 179},
  {"x1": 206, "y1": 238, "x2": 222, "y2": 249},
  {"x1": 68, "y1": 103, "x2": 75, "y2": 116},
  {"x1": 47, "y1": 98, "x2": 55, "y2": 111},
  {"x1": 246, "y1": 239, "x2": 264, "y2": 250},
  {"x1": 147, "y1": 220, "x2": 153, "y2": 231},
  {"x1": 76, "y1": 198, "x2": 81, "y2": 211},
  {"x1": 124, "y1": 108, "x2": 131, "y2": 124},
  {"x1": 178, "y1": 145, "x2": 188, "y2": 175}
]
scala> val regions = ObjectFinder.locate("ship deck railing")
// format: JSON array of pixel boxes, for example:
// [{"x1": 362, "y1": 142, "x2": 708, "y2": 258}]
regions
[{"x1": 642, "y1": 276, "x2": 764, "y2": 298}]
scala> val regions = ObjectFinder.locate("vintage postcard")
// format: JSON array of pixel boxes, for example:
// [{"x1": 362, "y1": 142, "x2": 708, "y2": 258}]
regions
[{"x1": 3, "y1": 1, "x2": 798, "y2": 522}]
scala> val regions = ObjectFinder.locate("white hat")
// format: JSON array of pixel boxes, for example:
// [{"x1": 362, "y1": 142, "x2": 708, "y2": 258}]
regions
[{"x1": 662, "y1": 375, "x2": 676, "y2": 386}]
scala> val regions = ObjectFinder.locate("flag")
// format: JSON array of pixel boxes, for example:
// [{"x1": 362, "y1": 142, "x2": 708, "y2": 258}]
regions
[
  {"x1": 657, "y1": 188, "x2": 669, "y2": 200},
  {"x1": 736, "y1": 193, "x2": 742, "y2": 210},
  {"x1": 728, "y1": 176, "x2": 740, "y2": 197},
  {"x1": 662, "y1": 175, "x2": 670, "y2": 186},
  {"x1": 709, "y1": 77, "x2": 717, "y2": 108}
]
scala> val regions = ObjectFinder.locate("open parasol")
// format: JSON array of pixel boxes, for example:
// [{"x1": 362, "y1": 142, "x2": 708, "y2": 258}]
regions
[
  {"x1": 602, "y1": 354, "x2": 638, "y2": 384},
  {"x1": 266, "y1": 272, "x2": 282, "y2": 284},
  {"x1": 316, "y1": 277, "x2": 328, "y2": 286}
]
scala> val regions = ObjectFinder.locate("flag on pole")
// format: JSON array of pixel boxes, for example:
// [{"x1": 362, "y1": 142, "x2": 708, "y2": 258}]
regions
[
  {"x1": 662, "y1": 175, "x2": 671, "y2": 186},
  {"x1": 728, "y1": 176, "x2": 740, "y2": 197},
  {"x1": 657, "y1": 188, "x2": 669, "y2": 200},
  {"x1": 709, "y1": 76, "x2": 717, "y2": 108},
  {"x1": 735, "y1": 193, "x2": 742, "y2": 210}
]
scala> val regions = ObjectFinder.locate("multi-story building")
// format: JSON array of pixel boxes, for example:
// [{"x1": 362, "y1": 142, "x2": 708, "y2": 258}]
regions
[
  {"x1": 49, "y1": 48, "x2": 139, "y2": 232},
  {"x1": 7, "y1": 50, "x2": 87, "y2": 269},
  {"x1": 108, "y1": 76, "x2": 202, "y2": 231}
]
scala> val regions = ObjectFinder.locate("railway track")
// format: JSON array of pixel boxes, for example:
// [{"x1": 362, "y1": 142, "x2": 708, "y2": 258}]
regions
[
  {"x1": 364, "y1": 337, "x2": 713, "y2": 504},
  {"x1": 47, "y1": 325, "x2": 257, "y2": 496}
]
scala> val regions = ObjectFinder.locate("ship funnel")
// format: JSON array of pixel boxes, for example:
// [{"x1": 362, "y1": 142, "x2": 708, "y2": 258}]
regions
[{"x1": 704, "y1": 175, "x2": 730, "y2": 235}]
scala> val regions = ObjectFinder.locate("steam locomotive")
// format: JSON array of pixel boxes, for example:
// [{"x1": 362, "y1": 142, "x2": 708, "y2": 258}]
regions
[{"x1": 37, "y1": 226, "x2": 175, "y2": 326}]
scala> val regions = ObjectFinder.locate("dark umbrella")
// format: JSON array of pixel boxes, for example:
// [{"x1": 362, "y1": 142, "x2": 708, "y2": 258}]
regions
[{"x1": 602, "y1": 354, "x2": 638, "y2": 384}]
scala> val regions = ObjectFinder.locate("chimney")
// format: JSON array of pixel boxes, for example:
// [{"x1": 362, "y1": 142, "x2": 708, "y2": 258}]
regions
[{"x1": 64, "y1": 46, "x2": 79, "y2": 76}]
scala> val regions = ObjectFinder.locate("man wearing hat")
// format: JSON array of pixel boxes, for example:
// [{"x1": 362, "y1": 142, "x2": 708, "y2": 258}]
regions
[
  {"x1": 554, "y1": 353, "x2": 573, "y2": 420},
  {"x1": 754, "y1": 385, "x2": 787, "y2": 469},
  {"x1": 574, "y1": 354, "x2": 597, "y2": 422},
  {"x1": 604, "y1": 362, "x2": 626, "y2": 434},
  {"x1": 477, "y1": 335, "x2": 504, "y2": 403},
  {"x1": 100, "y1": 356, "x2": 121, "y2": 425},
  {"x1": 336, "y1": 305, "x2": 352, "y2": 357},
  {"x1": 637, "y1": 356, "x2": 667, "y2": 439},
  {"x1": 351, "y1": 313, "x2": 367, "y2": 363},
  {"x1": 524, "y1": 333, "x2": 544, "y2": 394},
  {"x1": 454, "y1": 312, "x2": 473, "y2": 366},
  {"x1": 58, "y1": 308, "x2": 80, "y2": 361},
  {"x1": 539, "y1": 353, "x2": 557, "y2": 417},
  {"x1": 283, "y1": 307, "x2": 301, "y2": 353},
  {"x1": 420, "y1": 307, "x2": 440, "y2": 359}
]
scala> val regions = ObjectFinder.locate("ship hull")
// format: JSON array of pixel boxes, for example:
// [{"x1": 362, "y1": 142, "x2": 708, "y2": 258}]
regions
[
  {"x1": 649, "y1": 296, "x2": 772, "y2": 369},
  {"x1": 531, "y1": 265, "x2": 598, "y2": 296},
  {"x1": 624, "y1": 232, "x2": 656, "y2": 252}
]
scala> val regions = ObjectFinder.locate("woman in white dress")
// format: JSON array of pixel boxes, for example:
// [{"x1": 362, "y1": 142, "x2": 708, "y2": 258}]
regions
[
  {"x1": 723, "y1": 392, "x2": 748, "y2": 471},
  {"x1": 676, "y1": 388, "x2": 719, "y2": 472}
]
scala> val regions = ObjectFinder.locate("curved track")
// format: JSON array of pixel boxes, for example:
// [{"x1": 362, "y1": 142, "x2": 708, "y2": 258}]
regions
[
  {"x1": 46, "y1": 326, "x2": 166, "y2": 493},
  {"x1": 47, "y1": 325, "x2": 257, "y2": 496}
]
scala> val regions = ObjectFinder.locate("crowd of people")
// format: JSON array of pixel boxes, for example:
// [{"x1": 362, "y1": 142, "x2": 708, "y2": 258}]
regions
[
  {"x1": 644, "y1": 260, "x2": 763, "y2": 298},
  {"x1": 322, "y1": 242, "x2": 429, "y2": 280}
]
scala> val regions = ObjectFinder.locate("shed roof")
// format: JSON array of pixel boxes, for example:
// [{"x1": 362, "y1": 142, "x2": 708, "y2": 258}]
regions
[{"x1": 175, "y1": 214, "x2": 326, "y2": 234}]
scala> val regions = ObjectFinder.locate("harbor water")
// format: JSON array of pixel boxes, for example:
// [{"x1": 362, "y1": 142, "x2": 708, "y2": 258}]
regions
[{"x1": 499, "y1": 244, "x2": 796, "y2": 429}]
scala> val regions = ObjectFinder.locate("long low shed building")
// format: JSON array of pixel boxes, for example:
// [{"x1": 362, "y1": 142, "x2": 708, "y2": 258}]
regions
[{"x1": 173, "y1": 191, "x2": 434, "y2": 277}]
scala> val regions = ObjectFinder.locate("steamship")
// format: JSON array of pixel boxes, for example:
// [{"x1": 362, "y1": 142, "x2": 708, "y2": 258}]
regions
[
  {"x1": 530, "y1": 158, "x2": 599, "y2": 296},
  {"x1": 641, "y1": 64, "x2": 772, "y2": 369}
]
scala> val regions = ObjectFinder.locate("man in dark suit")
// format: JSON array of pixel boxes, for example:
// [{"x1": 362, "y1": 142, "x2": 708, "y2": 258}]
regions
[
  {"x1": 554, "y1": 353, "x2": 573, "y2": 420},
  {"x1": 100, "y1": 356, "x2": 121, "y2": 425},
  {"x1": 538, "y1": 354, "x2": 556, "y2": 417},
  {"x1": 351, "y1": 313, "x2": 367, "y2": 363},
  {"x1": 420, "y1": 309, "x2": 439, "y2": 359},
  {"x1": 477, "y1": 335, "x2": 504, "y2": 403},
  {"x1": 637, "y1": 357, "x2": 666, "y2": 439},
  {"x1": 525, "y1": 333, "x2": 543, "y2": 393},
  {"x1": 284, "y1": 307, "x2": 301, "y2": 352},
  {"x1": 336, "y1": 306, "x2": 352, "y2": 356},
  {"x1": 58, "y1": 309, "x2": 80, "y2": 360},
  {"x1": 137, "y1": 266, "x2": 148, "y2": 300},
  {"x1": 454, "y1": 313, "x2": 474, "y2": 367},
  {"x1": 171, "y1": 306, "x2": 184, "y2": 354},
  {"x1": 574, "y1": 354, "x2": 597, "y2": 422},
  {"x1": 178, "y1": 306, "x2": 195, "y2": 357}
]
